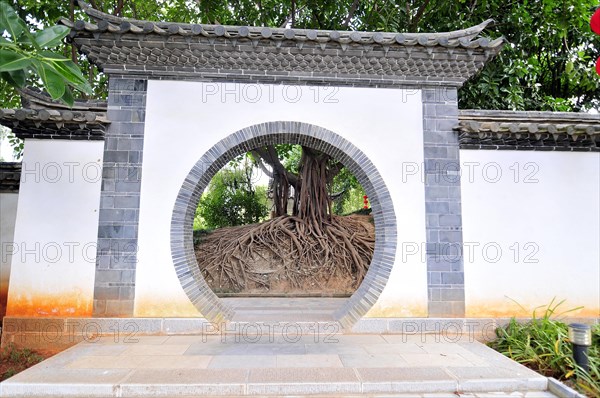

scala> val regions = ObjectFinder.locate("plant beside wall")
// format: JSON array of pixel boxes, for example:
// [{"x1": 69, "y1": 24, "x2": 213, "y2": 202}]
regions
[
  {"x1": 489, "y1": 299, "x2": 599, "y2": 396},
  {"x1": 0, "y1": 343, "x2": 44, "y2": 382}
]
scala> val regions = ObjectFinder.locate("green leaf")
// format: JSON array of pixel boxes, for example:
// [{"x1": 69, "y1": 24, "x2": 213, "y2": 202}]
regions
[
  {"x1": 565, "y1": 61, "x2": 573, "y2": 74},
  {"x1": 0, "y1": 49, "x2": 31, "y2": 72},
  {"x1": 60, "y1": 85, "x2": 74, "y2": 107},
  {"x1": 34, "y1": 60, "x2": 66, "y2": 99},
  {"x1": 16, "y1": 27, "x2": 40, "y2": 50},
  {"x1": 38, "y1": 50, "x2": 67, "y2": 59},
  {"x1": 0, "y1": 2, "x2": 24, "y2": 40},
  {"x1": 44, "y1": 55, "x2": 92, "y2": 94},
  {"x1": 48, "y1": 60, "x2": 93, "y2": 93},
  {"x1": 33, "y1": 26, "x2": 69, "y2": 48},
  {"x1": 0, "y1": 69, "x2": 26, "y2": 87}
]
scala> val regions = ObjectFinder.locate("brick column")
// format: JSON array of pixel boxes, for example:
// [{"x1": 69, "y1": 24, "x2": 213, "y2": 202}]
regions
[
  {"x1": 93, "y1": 77, "x2": 147, "y2": 316},
  {"x1": 422, "y1": 87, "x2": 465, "y2": 317}
]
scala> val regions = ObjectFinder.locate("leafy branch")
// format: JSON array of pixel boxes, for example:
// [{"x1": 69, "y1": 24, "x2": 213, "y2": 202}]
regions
[{"x1": 0, "y1": 1, "x2": 92, "y2": 106}]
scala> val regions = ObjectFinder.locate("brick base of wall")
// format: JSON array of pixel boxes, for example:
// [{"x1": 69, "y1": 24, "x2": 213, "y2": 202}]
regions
[
  {"x1": 0, "y1": 317, "x2": 214, "y2": 350},
  {"x1": 4, "y1": 316, "x2": 597, "y2": 350}
]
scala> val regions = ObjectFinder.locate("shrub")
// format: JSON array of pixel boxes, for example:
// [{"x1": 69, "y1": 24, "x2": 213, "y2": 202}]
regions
[{"x1": 489, "y1": 299, "x2": 599, "y2": 396}]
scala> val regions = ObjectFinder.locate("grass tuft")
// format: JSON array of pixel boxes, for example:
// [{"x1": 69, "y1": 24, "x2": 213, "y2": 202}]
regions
[{"x1": 489, "y1": 298, "x2": 599, "y2": 396}]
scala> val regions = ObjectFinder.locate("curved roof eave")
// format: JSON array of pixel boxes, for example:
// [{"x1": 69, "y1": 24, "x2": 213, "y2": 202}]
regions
[
  {"x1": 66, "y1": 0, "x2": 504, "y2": 51},
  {"x1": 61, "y1": 1, "x2": 505, "y2": 87}
]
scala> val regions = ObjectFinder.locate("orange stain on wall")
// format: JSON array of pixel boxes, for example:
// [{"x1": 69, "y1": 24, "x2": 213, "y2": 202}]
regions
[
  {"x1": 467, "y1": 300, "x2": 600, "y2": 318},
  {"x1": 134, "y1": 297, "x2": 202, "y2": 318},
  {"x1": 365, "y1": 300, "x2": 428, "y2": 318},
  {"x1": 6, "y1": 290, "x2": 93, "y2": 317},
  {"x1": 0, "y1": 286, "x2": 7, "y2": 318}
]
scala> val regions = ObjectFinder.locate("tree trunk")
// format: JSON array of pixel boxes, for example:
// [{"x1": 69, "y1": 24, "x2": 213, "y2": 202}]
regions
[
  {"x1": 272, "y1": 168, "x2": 290, "y2": 217},
  {"x1": 297, "y1": 146, "x2": 331, "y2": 230},
  {"x1": 256, "y1": 145, "x2": 336, "y2": 224}
]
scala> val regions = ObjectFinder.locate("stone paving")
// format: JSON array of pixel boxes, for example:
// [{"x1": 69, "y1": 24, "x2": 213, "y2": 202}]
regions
[
  {"x1": 223, "y1": 297, "x2": 344, "y2": 322},
  {"x1": 0, "y1": 332, "x2": 558, "y2": 397}
]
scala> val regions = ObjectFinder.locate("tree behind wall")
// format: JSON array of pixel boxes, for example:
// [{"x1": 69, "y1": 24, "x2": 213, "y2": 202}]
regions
[
  {"x1": 194, "y1": 145, "x2": 375, "y2": 294},
  {"x1": 196, "y1": 162, "x2": 269, "y2": 230},
  {"x1": 1, "y1": 0, "x2": 598, "y2": 112}
]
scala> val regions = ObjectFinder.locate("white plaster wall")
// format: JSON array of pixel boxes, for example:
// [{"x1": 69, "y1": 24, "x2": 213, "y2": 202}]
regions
[
  {"x1": 6, "y1": 140, "x2": 104, "y2": 317},
  {"x1": 1, "y1": 192, "x2": 19, "y2": 313},
  {"x1": 135, "y1": 80, "x2": 428, "y2": 317},
  {"x1": 461, "y1": 150, "x2": 600, "y2": 318}
]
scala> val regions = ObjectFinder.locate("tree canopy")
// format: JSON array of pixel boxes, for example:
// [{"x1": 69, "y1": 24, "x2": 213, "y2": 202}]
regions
[
  {"x1": 1, "y1": 0, "x2": 598, "y2": 112},
  {"x1": 195, "y1": 161, "x2": 269, "y2": 230}
]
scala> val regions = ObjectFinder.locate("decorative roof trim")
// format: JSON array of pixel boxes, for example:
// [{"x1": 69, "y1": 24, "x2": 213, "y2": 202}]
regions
[
  {"x1": 20, "y1": 87, "x2": 107, "y2": 111},
  {"x1": 70, "y1": 0, "x2": 502, "y2": 50},
  {"x1": 0, "y1": 108, "x2": 109, "y2": 141},
  {"x1": 60, "y1": 1, "x2": 504, "y2": 87},
  {"x1": 0, "y1": 108, "x2": 108, "y2": 124},
  {"x1": 457, "y1": 110, "x2": 600, "y2": 151}
]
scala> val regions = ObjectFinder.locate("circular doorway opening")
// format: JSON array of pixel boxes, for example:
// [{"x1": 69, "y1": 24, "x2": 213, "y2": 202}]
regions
[{"x1": 171, "y1": 121, "x2": 396, "y2": 328}]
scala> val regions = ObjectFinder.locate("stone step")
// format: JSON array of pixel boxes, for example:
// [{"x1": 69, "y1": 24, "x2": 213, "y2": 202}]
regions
[
  {"x1": 0, "y1": 335, "x2": 557, "y2": 398},
  {"x1": 0, "y1": 375, "x2": 552, "y2": 397}
]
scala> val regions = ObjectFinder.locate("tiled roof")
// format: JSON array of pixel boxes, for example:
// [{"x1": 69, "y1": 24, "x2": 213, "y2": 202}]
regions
[
  {"x1": 69, "y1": 0, "x2": 501, "y2": 49},
  {"x1": 0, "y1": 108, "x2": 108, "y2": 140},
  {"x1": 457, "y1": 110, "x2": 600, "y2": 151},
  {"x1": 61, "y1": 1, "x2": 504, "y2": 86},
  {"x1": 20, "y1": 87, "x2": 107, "y2": 111},
  {"x1": 0, "y1": 86, "x2": 109, "y2": 140}
]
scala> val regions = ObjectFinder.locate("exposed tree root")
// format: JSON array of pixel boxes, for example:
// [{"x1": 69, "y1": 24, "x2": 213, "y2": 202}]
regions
[{"x1": 194, "y1": 214, "x2": 375, "y2": 295}]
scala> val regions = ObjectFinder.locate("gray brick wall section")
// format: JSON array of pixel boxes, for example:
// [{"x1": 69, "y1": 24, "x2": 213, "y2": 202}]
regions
[
  {"x1": 93, "y1": 78, "x2": 147, "y2": 317},
  {"x1": 171, "y1": 121, "x2": 397, "y2": 328},
  {"x1": 422, "y1": 87, "x2": 465, "y2": 318}
]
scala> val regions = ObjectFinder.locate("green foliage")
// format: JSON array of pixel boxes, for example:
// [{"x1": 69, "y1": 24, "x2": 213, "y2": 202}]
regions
[
  {"x1": 330, "y1": 167, "x2": 365, "y2": 215},
  {"x1": 6, "y1": 130, "x2": 22, "y2": 159},
  {"x1": 336, "y1": 185, "x2": 367, "y2": 215},
  {"x1": 1, "y1": 0, "x2": 597, "y2": 111},
  {"x1": 0, "y1": 343, "x2": 44, "y2": 382},
  {"x1": 196, "y1": 162, "x2": 269, "y2": 229},
  {"x1": 0, "y1": 125, "x2": 21, "y2": 160},
  {"x1": 278, "y1": 144, "x2": 302, "y2": 174},
  {"x1": 457, "y1": 0, "x2": 600, "y2": 111},
  {"x1": 0, "y1": 2, "x2": 92, "y2": 106},
  {"x1": 490, "y1": 299, "x2": 600, "y2": 396}
]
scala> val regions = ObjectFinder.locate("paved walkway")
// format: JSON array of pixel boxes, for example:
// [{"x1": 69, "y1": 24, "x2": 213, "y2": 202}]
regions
[
  {"x1": 0, "y1": 332, "x2": 558, "y2": 397},
  {"x1": 223, "y1": 297, "x2": 345, "y2": 322}
]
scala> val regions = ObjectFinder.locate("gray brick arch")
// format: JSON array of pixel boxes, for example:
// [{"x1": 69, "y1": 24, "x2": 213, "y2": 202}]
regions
[{"x1": 171, "y1": 121, "x2": 396, "y2": 328}]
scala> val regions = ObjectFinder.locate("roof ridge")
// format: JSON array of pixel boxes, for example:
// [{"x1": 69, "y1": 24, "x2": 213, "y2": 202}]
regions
[
  {"x1": 65, "y1": 2, "x2": 505, "y2": 86},
  {"x1": 0, "y1": 107, "x2": 109, "y2": 123},
  {"x1": 74, "y1": 0, "x2": 499, "y2": 44},
  {"x1": 459, "y1": 109, "x2": 600, "y2": 124}
]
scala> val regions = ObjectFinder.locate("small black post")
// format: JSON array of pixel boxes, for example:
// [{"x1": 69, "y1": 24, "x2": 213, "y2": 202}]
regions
[{"x1": 568, "y1": 323, "x2": 592, "y2": 373}]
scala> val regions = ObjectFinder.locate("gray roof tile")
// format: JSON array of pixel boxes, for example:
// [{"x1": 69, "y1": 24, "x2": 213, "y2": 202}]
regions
[
  {"x1": 0, "y1": 108, "x2": 109, "y2": 141},
  {"x1": 62, "y1": 1, "x2": 504, "y2": 85},
  {"x1": 457, "y1": 110, "x2": 600, "y2": 151}
]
